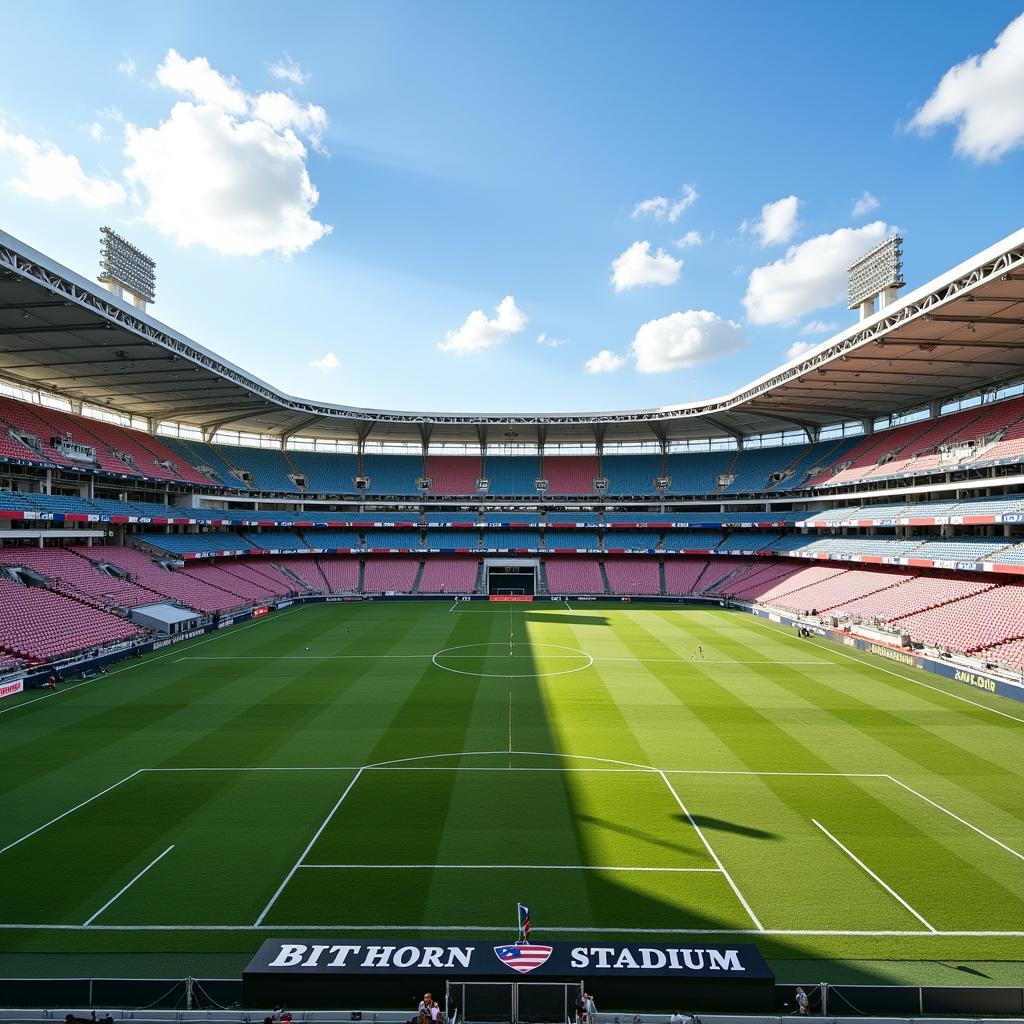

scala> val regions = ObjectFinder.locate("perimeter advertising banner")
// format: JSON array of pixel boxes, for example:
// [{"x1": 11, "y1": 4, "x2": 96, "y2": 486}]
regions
[{"x1": 245, "y1": 938, "x2": 772, "y2": 980}]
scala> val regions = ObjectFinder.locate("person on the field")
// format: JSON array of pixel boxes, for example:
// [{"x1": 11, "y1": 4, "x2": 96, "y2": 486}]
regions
[{"x1": 795, "y1": 987, "x2": 809, "y2": 1015}]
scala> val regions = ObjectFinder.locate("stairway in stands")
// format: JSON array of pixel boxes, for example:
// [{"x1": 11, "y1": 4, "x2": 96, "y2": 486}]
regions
[{"x1": 598, "y1": 561, "x2": 612, "y2": 595}]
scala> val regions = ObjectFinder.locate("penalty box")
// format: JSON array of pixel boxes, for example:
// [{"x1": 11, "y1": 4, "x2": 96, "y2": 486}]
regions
[{"x1": 2, "y1": 764, "x2": 1021, "y2": 934}]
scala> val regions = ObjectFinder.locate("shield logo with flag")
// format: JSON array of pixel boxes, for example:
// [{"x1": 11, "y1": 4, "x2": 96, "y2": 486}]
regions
[{"x1": 493, "y1": 943, "x2": 554, "y2": 974}]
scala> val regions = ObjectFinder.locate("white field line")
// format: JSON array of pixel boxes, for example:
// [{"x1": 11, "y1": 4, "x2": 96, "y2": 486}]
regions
[
  {"x1": 564, "y1": 599, "x2": 572, "y2": 611},
  {"x1": 0, "y1": 769, "x2": 145, "y2": 857},
  {"x1": 448, "y1": 600, "x2": 459, "y2": 613},
  {"x1": 4, "y1": 923, "x2": 1022, "y2": 936},
  {"x1": 885, "y1": 775, "x2": 1024, "y2": 863},
  {"x1": 746, "y1": 613, "x2": 1024, "y2": 726},
  {"x1": 83, "y1": 845, "x2": 175, "y2": 926},
  {"x1": 300, "y1": 863, "x2": 721, "y2": 872},
  {"x1": 0, "y1": 605, "x2": 304, "y2": 718},
  {"x1": 656, "y1": 770, "x2": 764, "y2": 931},
  {"x1": 175, "y1": 654, "x2": 831, "y2": 665},
  {"x1": 253, "y1": 767, "x2": 364, "y2": 926},
  {"x1": 812, "y1": 818, "x2": 936, "y2": 933}
]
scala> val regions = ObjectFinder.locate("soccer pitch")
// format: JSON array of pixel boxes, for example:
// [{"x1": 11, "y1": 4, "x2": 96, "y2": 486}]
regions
[{"x1": 2, "y1": 601, "x2": 1023, "y2": 980}]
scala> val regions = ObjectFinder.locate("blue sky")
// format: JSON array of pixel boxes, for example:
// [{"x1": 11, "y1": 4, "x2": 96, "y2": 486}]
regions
[{"x1": 1, "y1": 1, "x2": 1023, "y2": 415}]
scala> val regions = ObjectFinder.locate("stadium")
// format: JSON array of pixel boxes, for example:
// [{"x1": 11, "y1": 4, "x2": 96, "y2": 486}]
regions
[
  {"x1": 2, "y1": 7, "x2": 1024, "y2": 1018},
  {"x1": 2, "y1": 221, "x2": 1024, "y2": 1010}
]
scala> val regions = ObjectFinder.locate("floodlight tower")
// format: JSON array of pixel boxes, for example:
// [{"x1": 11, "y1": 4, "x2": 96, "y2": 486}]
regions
[
  {"x1": 848, "y1": 234, "x2": 904, "y2": 320},
  {"x1": 97, "y1": 226, "x2": 156, "y2": 313}
]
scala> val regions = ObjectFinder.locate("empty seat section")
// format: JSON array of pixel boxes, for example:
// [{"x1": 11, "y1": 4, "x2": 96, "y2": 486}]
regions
[
  {"x1": 766, "y1": 567, "x2": 909, "y2": 614},
  {"x1": 426, "y1": 456, "x2": 481, "y2": 495},
  {"x1": 829, "y1": 573, "x2": 994, "y2": 621},
  {"x1": 544, "y1": 530, "x2": 599, "y2": 549},
  {"x1": 896, "y1": 584, "x2": 1024, "y2": 654},
  {"x1": 602, "y1": 532, "x2": 659, "y2": 551},
  {"x1": 772, "y1": 437, "x2": 862, "y2": 490},
  {"x1": 288, "y1": 451, "x2": 360, "y2": 494},
  {"x1": 425, "y1": 530, "x2": 479, "y2": 550},
  {"x1": 543, "y1": 456, "x2": 599, "y2": 495},
  {"x1": 363, "y1": 530, "x2": 419, "y2": 549},
  {"x1": 664, "y1": 451, "x2": 735, "y2": 494},
  {"x1": 602, "y1": 455, "x2": 662, "y2": 495},
  {"x1": 72, "y1": 546, "x2": 242, "y2": 612},
  {"x1": 419, "y1": 558, "x2": 478, "y2": 593},
  {"x1": 698, "y1": 559, "x2": 752, "y2": 594},
  {"x1": 363, "y1": 558, "x2": 419, "y2": 592},
  {"x1": 485, "y1": 456, "x2": 540, "y2": 495},
  {"x1": 242, "y1": 531, "x2": 311, "y2": 551},
  {"x1": 604, "y1": 558, "x2": 660, "y2": 594},
  {"x1": 723, "y1": 446, "x2": 810, "y2": 493},
  {"x1": 363, "y1": 455, "x2": 422, "y2": 496},
  {"x1": 213, "y1": 444, "x2": 299, "y2": 492},
  {"x1": 715, "y1": 532, "x2": 779, "y2": 552},
  {"x1": 544, "y1": 558, "x2": 604, "y2": 593},
  {"x1": 0, "y1": 576, "x2": 144, "y2": 659},
  {"x1": 157, "y1": 437, "x2": 247, "y2": 488},
  {"x1": 664, "y1": 559, "x2": 712, "y2": 595},
  {"x1": 303, "y1": 530, "x2": 361, "y2": 549},
  {"x1": 661, "y1": 531, "x2": 724, "y2": 550},
  {"x1": 482, "y1": 530, "x2": 540, "y2": 549},
  {"x1": 316, "y1": 557, "x2": 360, "y2": 593},
  {"x1": 136, "y1": 532, "x2": 256, "y2": 556}
]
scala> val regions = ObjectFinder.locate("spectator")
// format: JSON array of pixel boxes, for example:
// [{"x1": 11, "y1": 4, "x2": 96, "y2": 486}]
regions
[
  {"x1": 575, "y1": 991, "x2": 586, "y2": 1024},
  {"x1": 584, "y1": 992, "x2": 597, "y2": 1024},
  {"x1": 795, "y1": 987, "x2": 810, "y2": 1015}
]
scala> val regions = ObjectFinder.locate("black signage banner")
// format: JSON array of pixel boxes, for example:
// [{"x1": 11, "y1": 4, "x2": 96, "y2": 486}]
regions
[{"x1": 245, "y1": 939, "x2": 772, "y2": 982}]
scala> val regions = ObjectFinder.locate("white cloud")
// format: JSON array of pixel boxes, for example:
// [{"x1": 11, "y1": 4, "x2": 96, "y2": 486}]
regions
[
  {"x1": 909, "y1": 12, "x2": 1024, "y2": 161},
  {"x1": 87, "y1": 122, "x2": 105, "y2": 142},
  {"x1": 536, "y1": 332, "x2": 568, "y2": 348},
  {"x1": 0, "y1": 121, "x2": 126, "y2": 208},
  {"x1": 800, "y1": 319, "x2": 839, "y2": 335},
  {"x1": 631, "y1": 183, "x2": 698, "y2": 223},
  {"x1": 269, "y1": 54, "x2": 310, "y2": 86},
  {"x1": 851, "y1": 191, "x2": 879, "y2": 217},
  {"x1": 122, "y1": 49, "x2": 331, "y2": 257},
  {"x1": 117, "y1": 58, "x2": 136, "y2": 76},
  {"x1": 611, "y1": 241, "x2": 682, "y2": 292},
  {"x1": 746, "y1": 195, "x2": 800, "y2": 246},
  {"x1": 584, "y1": 349, "x2": 627, "y2": 374},
  {"x1": 631, "y1": 310, "x2": 744, "y2": 374},
  {"x1": 786, "y1": 340, "x2": 813, "y2": 361},
  {"x1": 155, "y1": 50, "x2": 248, "y2": 114},
  {"x1": 743, "y1": 220, "x2": 890, "y2": 326},
  {"x1": 310, "y1": 351, "x2": 340, "y2": 371},
  {"x1": 673, "y1": 230, "x2": 703, "y2": 249},
  {"x1": 439, "y1": 296, "x2": 528, "y2": 354},
  {"x1": 252, "y1": 91, "x2": 328, "y2": 152}
]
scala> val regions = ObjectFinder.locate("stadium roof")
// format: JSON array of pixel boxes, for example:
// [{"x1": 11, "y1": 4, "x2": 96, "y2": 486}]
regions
[{"x1": 1, "y1": 226, "x2": 1023, "y2": 447}]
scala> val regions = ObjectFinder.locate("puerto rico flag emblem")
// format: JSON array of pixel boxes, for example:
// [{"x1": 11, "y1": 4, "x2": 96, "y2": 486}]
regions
[{"x1": 493, "y1": 943, "x2": 553, "y2": 974}]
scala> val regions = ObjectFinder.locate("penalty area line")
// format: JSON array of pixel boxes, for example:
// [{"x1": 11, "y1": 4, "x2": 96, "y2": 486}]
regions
[
  {"x1": 83, "y1": 845, "x2": 175, "y2": 926},
  {"x1": 299, "y1": 863, "x2": 723, "y2": 872},
  {"x1": 812, "y1": 818, "x2": 935, "y2": 933},
  {"x1": 657, "y1": 770, "x2": 764, "y2": 931},
  {"x1": 253, "y1": 767, "x2": 364, "y2": 927}
]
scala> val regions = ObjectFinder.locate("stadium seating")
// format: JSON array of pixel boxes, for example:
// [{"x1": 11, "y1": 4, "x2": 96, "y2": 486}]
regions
[
  {"x1": 544, "y1": 558, "x2": 605, "y2": 594},
  {"x1": 0, "y1": 575, "x2": 144, "y2": 660},
  {"x1": 214, "y1": 444, "x2": 301, "y2": 492},
  {"x1": 770, "y1": 437, "x2": 862, "y2": 490},
  {"x1": 363, "y1": 530, "x2": 420, "y2": 549},
  {"x1": 362, "y1": 455, "x2": 422, "y2": 495},
  {"x1": 136, "y1": 532, "x2": 256, "y2": 555},
  {"x1": 663, "y1": 559, "x2": 721, "y2": 595},
  {"x1": 543, "y1": 530, "x2": 600, "y2": 549},
  {"x1": 72, "y1": 546, "x2": 244, "y2": 612},
  {"x1": 424, "y1": 530, "x2": 480, "y2": 550},
  {"x1": 426, "y1": 456, "x2": 482, "y2": 495},
  {"x1": 288, "y1": 450, "x2": 360, "y2": 494},
  {"x1": 156, "y1": 436, "x2": 249, "y2": 489},
  {"x1": 485, "y1": 456, "x2": 541, "y2": 495},
  {"x1": 242, "y1": 531, "x2": 313, "y2": 551},
  {"x1": 418, "y1": 557, "x2": 478, "y2": 593},
  {"x1": 976, "y1": 637, "x2": 1024, "y2": 671},
  {"x1": 542, "y1": 456, "x2": 599, "y2": 494},
  {"x1": 604, "y1": 558, "x2": 660, "y2": 595},
  {"x1": 0, "y1": 547, "x2": 163, "y2": 609},
  {"x1": 661, "y1": 531, "x2": 726, "y2": 550},
  {"x1": 363, "y1": 558, "x2": 420, "y2": 593},
  {"x1": 664, "y1": 451, "x2": 735, "y2": 494},
  {"x1": 602, "y1": 532, "x2": 660, "y2": 551},
  {"x1": 315, "y1": 556, "x2": 360, "y2": 593},
  {"x1": 482, "y1": 530, "x2": 541, "y2": 549},
  {"x1": 895, "y1": 583, "x2": 1024, "y2": 654},
  {"x1": 602, "y1": 454, "x2": 662, "y2": 495},
  {"x1": 828, "y1": 572, "x2": 995, "y2": 622},
  {"x1": 722, "y1": 446, "x2": 811, "y2": 493}
]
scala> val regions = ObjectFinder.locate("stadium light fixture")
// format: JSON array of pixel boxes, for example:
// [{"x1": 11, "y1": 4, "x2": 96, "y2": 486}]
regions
[
  {"x1": 98, "y1": 226, "x2": 156, "y2": 311},
  {"x1": 848, "y1": 234, "x2": 904, "y2": 320}
]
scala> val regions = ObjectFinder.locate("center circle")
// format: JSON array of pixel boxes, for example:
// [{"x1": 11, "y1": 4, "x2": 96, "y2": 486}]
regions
[{"x1": 431, "y1": 642, "x2": 594, "y2": 679}]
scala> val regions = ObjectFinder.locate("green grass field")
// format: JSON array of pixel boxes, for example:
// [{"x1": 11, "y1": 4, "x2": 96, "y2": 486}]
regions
[{"x1": 2, "y1": 600, "x2": 1023, "y2": 984}]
